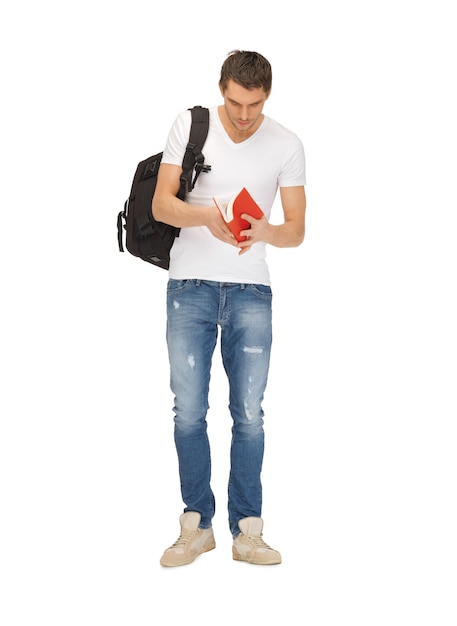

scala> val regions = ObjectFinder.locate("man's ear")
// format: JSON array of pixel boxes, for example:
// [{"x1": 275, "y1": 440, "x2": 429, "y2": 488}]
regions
[{"x1": 219, "y1": 82, "x2": 225, "y2": 97}]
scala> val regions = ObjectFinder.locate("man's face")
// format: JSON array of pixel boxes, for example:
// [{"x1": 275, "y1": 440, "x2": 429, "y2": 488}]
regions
[{"x1": 220, "y1": 79, "x2": 270, "y2": 135}]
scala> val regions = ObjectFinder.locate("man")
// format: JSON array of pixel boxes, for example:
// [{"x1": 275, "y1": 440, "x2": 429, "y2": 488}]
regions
[{"x1": 153, "y1": 50, "x2": 306, "y2": 566}]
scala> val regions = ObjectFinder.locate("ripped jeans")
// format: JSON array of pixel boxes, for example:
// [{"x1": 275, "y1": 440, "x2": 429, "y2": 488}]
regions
[{"x1": 166, "y1": 279, "x2": 272, "y2": 537}]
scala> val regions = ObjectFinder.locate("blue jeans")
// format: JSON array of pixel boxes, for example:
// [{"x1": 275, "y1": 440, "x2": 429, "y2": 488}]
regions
[{"x1": 166, "y1": 279, "x2": 273, "y2": 537}]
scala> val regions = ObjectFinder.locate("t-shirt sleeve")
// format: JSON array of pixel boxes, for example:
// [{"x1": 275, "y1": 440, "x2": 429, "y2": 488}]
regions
[
  {"x1": 161, "y1": 110, "x2": 192, "y2": 166},
  {"x1": 278, "y1": 134, "x2": 306, "y2": 187}
]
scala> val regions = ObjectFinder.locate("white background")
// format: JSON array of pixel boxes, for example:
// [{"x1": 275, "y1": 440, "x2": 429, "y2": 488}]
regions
[{"x1": 1, "y1": 1, "x2": 456, "y2": 624}]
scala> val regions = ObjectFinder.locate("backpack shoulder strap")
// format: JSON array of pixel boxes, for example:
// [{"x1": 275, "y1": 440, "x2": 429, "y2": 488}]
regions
[{"x1": 179, "y1": 106, "x2": 211, "y2": 197}]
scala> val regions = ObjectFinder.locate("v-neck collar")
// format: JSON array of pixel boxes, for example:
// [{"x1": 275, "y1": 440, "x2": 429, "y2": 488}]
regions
[{"x1": 215, "y1": 106, "x2": 267, "y2": 146}]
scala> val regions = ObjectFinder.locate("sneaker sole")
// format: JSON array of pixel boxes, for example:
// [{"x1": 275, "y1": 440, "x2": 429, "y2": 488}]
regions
[
  {"x1": 160, "y1": 543, "x2": 216, "y2": 567},
  {"x1": 232, "y1": 549, "x2": 281, "y2": 565}
]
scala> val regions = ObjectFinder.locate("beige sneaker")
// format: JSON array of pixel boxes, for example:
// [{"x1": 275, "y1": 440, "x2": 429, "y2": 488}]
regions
[
  {"x1": 232, "y1": 517, "x2": 281, "y2": 565},
  {"x1": 160, "y1": 512, "x2": 215, "y2": 567}
]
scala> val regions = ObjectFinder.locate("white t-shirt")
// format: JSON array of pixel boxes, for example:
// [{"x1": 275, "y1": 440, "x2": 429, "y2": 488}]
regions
[{"x1": 161, "y1": 106, "x2": 306, "y2": 285}]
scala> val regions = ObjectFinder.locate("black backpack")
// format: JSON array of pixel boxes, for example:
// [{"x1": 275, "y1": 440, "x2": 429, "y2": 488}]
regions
[{"x1": 117, "y1": 106, "x2": 211, "y2": 269}]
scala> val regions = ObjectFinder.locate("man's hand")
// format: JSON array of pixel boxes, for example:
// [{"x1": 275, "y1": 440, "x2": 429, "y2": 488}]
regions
[
  {"x1": 206, "y1": 207, "x2": 239, "y2": 247},
  {"x1": 237, "y1": 214, "x2": 271, "y2": 255}
]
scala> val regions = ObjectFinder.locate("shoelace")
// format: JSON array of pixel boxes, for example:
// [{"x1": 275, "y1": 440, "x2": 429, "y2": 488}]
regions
[
  {"x1": 247, "y1": 534, "x2": 272, "y2": 549},
  {"x1": 170, "y1": 529, "x2": 196, "y2": 548}
]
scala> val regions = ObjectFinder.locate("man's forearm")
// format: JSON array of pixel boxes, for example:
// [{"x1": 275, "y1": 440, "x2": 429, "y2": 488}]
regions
[
  {"x1": 264, "y1": 220, "x2": 305, "y2": 248},
  {"x1": 152, "y1": 193, "x2": 212, "y2": 228}
]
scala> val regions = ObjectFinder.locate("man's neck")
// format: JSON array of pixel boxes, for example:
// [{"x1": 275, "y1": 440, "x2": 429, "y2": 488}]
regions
[{"x1": 217, "y1": 105, "x2": 264, "y2": 143}]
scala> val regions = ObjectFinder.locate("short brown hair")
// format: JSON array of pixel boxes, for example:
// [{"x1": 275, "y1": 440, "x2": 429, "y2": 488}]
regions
[{"x1": 219, "y1": 50, "x2": 272, "y2": 95}]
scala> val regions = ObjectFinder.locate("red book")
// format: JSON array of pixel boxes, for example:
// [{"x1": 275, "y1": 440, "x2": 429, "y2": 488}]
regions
[{"x1": 213, "y1": 187, "x2": 264, "y2": 242}]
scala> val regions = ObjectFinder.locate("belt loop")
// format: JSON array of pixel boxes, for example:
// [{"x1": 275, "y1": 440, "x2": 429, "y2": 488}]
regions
[
  {"x1": 241, "y1": 283, "x2": 246, "y2": 290},
  {"x1": 195, "y1": 279, "x2": 201, "y2": 286}
]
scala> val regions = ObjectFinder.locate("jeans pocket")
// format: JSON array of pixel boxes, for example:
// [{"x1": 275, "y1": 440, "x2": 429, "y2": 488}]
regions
[
  {"x1": 247, "y1": 284, "x2": 273, "y2": 299},
  {"x1": 167, "y1": 279, "x2": 189, "y2": 293}
]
